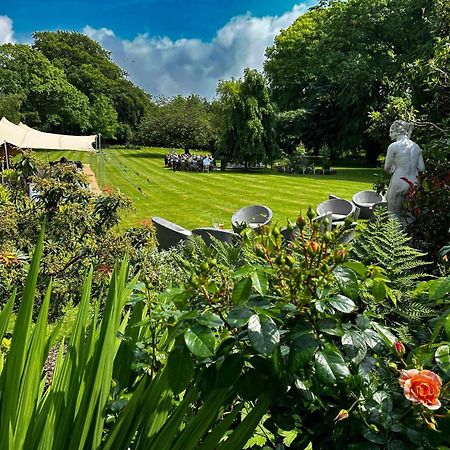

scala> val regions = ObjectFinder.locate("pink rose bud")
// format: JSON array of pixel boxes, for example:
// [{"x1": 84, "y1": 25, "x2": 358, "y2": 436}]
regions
[
  {"x1": 334, "y1": 409, "x2": 349, "y2": 421},
  {"x1": 394, "y1": 341, "x2": 405, "y2": 356}
]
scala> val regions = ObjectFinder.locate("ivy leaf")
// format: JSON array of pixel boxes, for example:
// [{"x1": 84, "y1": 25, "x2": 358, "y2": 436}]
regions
[
  {"x1": 251, "y1": 270, "x2": 268, "y2": 296},
  {"x1": 314, "y1": 345, "x2": 350, "y2": 385},
  {"x1": 184, "y1": 324, "x2": 215, "y2": 358},
  {"x1": 435, "y1": 345, "x2": 450, "y2": 377},
  {"x1": 334, "y1": 266, "x2": 358, "y2": 300},
  {"x1": 328, "y1": 294, "x2": 356, "y2": 314},
  {"x1": 248, "y1": 314, "x2": 280, "y2": 355},
  {"x1": 232, "y1": 277, "x2": 252, "y2": 305}
]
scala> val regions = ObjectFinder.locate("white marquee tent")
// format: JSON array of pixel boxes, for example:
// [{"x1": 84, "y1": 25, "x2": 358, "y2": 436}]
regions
[{"x1": 0, "y1": 117, "x2": 97, "y2": 152}]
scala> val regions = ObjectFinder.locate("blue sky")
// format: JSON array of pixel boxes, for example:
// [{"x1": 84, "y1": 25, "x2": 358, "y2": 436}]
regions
[{"x1": 0, "y1": 0, "x2": 315, "y2": 98}]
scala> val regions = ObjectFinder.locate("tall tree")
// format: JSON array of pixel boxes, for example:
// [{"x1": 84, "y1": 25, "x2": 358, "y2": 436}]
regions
[
  {"x1": 0, "y1": 44, "x2": 91, "y2": 132},
  {"x1": 215, "y1": 69, "x2": 279, "y2": 170},
  {"x1": 265, "y1": 0, "x2": 437, "y2": 162},
  {"x1": 32, "y1": 31, "x2": 153, "y2": 140},
  {"x1": 135, "y1": 95, "x2": 216, "y2": 151}
]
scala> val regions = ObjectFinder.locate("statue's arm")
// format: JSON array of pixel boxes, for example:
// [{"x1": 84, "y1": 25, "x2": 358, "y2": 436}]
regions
[{"x1": 384, "y1": 144, "x2": 395, "y2": 174}]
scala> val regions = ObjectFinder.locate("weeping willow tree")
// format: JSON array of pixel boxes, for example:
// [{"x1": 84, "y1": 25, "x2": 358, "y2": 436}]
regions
[{"x1": 215, "y1": 69, "x2": 279, "y2": 171}]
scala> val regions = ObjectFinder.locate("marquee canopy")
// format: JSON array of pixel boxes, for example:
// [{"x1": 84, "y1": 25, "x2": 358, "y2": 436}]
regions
[{"x1": 0, "y1": 117, "x2": 96, "y2": 152}]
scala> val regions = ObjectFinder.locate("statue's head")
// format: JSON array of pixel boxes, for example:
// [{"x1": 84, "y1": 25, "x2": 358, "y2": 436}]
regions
[{"x1": 389, "y1": 120, "x2": 414, "y2": 141}]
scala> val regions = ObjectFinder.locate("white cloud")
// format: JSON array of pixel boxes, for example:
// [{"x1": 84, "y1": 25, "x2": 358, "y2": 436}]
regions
[
  {"x1": 84, "y1": 4, "x2": 307, "y2": 99},
  {"x1": 0, "y1": 15, "x2": 15, "y2": 44}
]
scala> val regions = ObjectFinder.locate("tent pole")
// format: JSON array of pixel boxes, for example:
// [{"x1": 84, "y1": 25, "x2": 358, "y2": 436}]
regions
[
  {"x1": 1, "y1": 142, "x2": 4, "y2": 184},
  {"x1": 95, "y1": 134, "x2": 99, "y2": 186},
  {"x1": 3, "y1": 141, "x2": 9, "y2": 170},
  {"x1": 99, "y1": 133, "x2": 105, "y2": 188}
]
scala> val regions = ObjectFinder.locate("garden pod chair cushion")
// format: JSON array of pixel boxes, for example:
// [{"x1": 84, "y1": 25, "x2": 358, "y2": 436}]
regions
[
  {"x1": 231, "y1": 205, "x2": 273, "y2": 233},
  {"x1": 316, "y1": 199, "x2": 355, "y2": 223},
  {"x1": 192, "y1": 227, "x2": 240, "y2": 246},
  {"x1": 152, "y1": 217, "x2": 192, "y2": 250}
]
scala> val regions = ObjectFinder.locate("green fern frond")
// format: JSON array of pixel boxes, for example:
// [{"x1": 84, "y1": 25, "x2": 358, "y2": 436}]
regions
[{"x1": 351, "y1": 209, "x2": 429, "y2": 289}]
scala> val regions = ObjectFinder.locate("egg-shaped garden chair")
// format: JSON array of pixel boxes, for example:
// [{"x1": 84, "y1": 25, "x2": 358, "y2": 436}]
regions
[
  {"x1": 316, "y1": 199, "x2": 355, "y2": 225},
  {"x1": 152, "y1": 217, "x2": 192, "y2": 250},
  {"x1": 231, "y1": 205, "x2": 273, "y2": 233},
  {"x1": 192, "y1": 227, "x2": 240, "y2": 246},
  {"x1": 352, "y1": 190, "x2": 386, "y2": 219}
]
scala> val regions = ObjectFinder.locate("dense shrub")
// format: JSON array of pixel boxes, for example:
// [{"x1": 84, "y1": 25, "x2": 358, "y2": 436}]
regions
[
  {"x1": 1, "y1": 210, "x2": 450, "y2": 448},
  {"x1": 406, "y1": 166, "x2": 450, "y2": 262},
  {"x1": 0, "y1": 151, "x2": 155, "y2": 317}
]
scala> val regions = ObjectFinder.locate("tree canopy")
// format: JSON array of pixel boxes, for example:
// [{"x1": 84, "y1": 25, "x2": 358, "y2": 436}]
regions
[
  {"x1": 134, "y1": 95, "x2": 216, "y2": 151},
  {"x1": 0, "y1": 31, "x2": 153, "y2": 140},
  {"x1": 215, "y1": 69, "x2": 279, "y2": 169},
  {"x1": 265, "y1": 0, "x2": 449, "y2": 163}
]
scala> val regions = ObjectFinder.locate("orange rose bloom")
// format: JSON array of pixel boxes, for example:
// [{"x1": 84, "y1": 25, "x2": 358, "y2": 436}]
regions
[{"x1": 399, "y1": 369, "x2": 442, "y2": 410}]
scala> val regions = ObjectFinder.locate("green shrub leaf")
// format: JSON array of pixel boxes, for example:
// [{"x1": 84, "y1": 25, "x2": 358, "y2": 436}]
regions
[
  {"x1": 167, "y1": 344, "x2": 194, "y2": 394},
  {"x1": 232, "y1": 277, "x2": 252, "y2": 305},
  {"x1": 435, "y1": 345, "x2": 450, "y2": 377},
  {"x1": 248, "y1": 314, "x2": 279, "y2": 355},
  {"x1": 429, "y1": 277, "x2": 450, "y2": 301},
  {"x1": 184, "y1": 324, "x2": 216, "y2": 358},
  {"x1": 251, "y1": 271, "x2": 268, "y2": 296},
  {"x1": 334, "y1": 266, "x2": 358, "y2": 300},
  {"x1": 314, "y1": 345, "x2": 350, "y2": 385},
  {"x1": 344, "y1": 261, "x2": 367, "y2": 279},
  {"x1": 226, "y1": 307, "x2": 252, "y2": 328},
  {"x1": 328, "y1": 295, "x2": 356, "y2": 314}
]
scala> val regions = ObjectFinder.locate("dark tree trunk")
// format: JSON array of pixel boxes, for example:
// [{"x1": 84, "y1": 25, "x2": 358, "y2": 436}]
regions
[{"x1": 365, "y1": 138, "x2": 383, "y2": 165}]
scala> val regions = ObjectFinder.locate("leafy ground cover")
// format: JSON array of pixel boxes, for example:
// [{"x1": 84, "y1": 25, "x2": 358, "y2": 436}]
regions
[{"x1": 36, "y1": 147, "x2": 378, "y2": 229}]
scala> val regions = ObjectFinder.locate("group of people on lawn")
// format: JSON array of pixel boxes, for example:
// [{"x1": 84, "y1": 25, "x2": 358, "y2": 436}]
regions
[{"x1": 164, "y1": 151, "x2": 215, "y2": 172}]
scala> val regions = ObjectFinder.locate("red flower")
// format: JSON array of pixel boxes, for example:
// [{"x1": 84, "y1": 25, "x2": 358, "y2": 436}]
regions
[
  {"x1": 399, "y1": 369, "x2": 442, "y2": 410},
  {"x1": 394, "y1": 341, "x2": 405, "y2": 356},
  {"x1": 98, "y1": 264, "x2": 113, "y2": 276}
]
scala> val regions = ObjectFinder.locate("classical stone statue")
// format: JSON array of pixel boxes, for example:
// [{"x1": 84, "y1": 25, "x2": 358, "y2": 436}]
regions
[{"x1": 384, "y1": 120, "x2": 425, "y2": 224}]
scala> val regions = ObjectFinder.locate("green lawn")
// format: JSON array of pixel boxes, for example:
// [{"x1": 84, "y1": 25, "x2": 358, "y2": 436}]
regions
[{"x1": 36, "y1": 147, "x2": 380, "y2": 229}]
